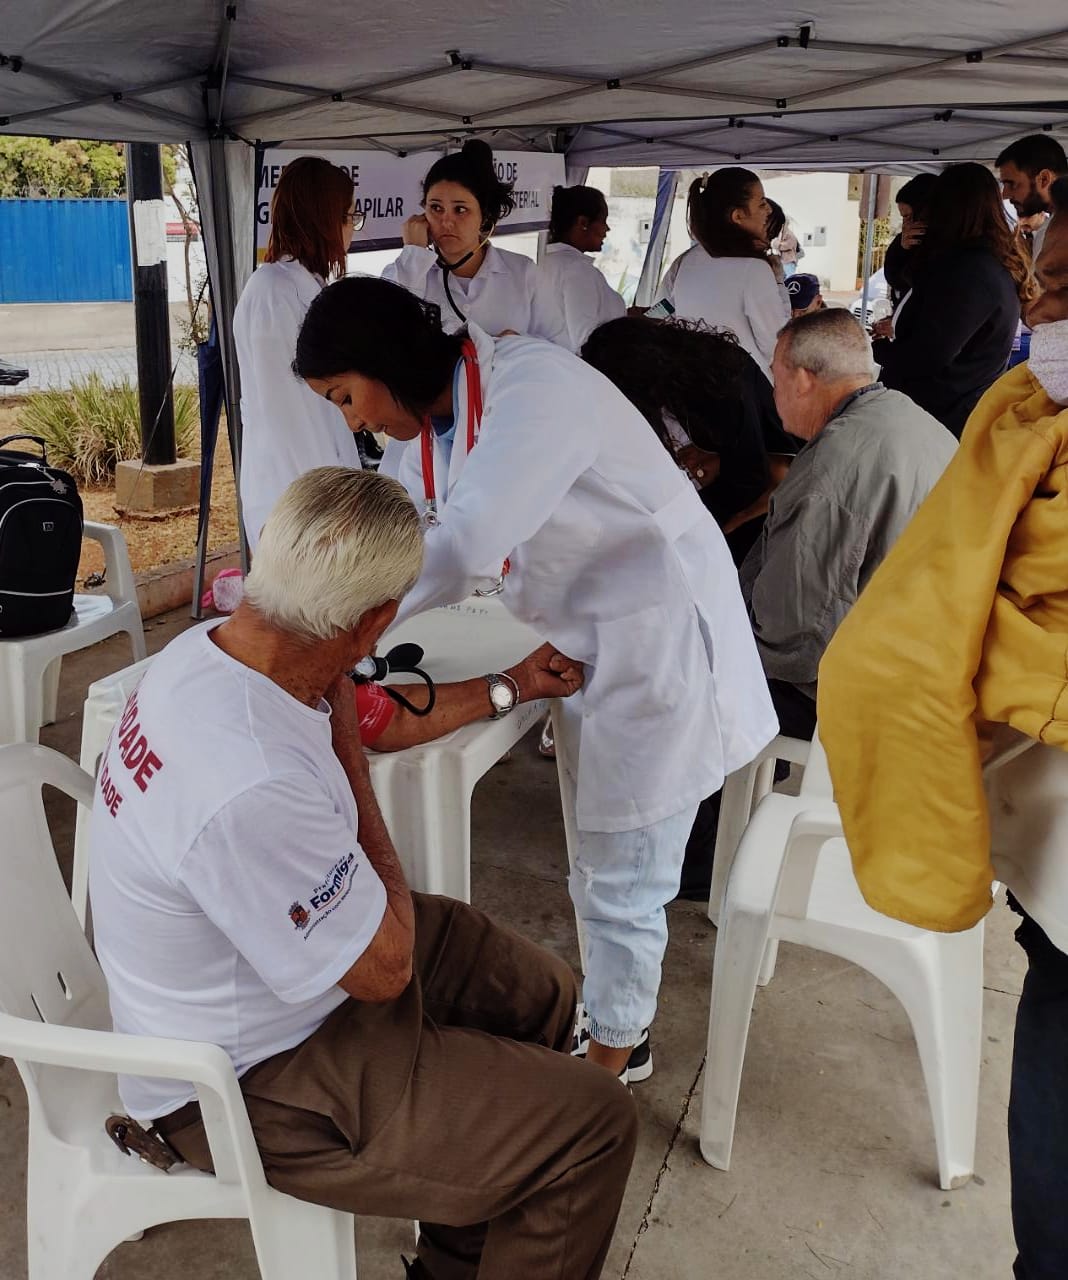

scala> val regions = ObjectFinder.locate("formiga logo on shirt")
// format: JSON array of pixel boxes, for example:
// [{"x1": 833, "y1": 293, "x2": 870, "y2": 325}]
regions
[{"x1": 289, "y1": 851, "x2": 358, "y2": 940}]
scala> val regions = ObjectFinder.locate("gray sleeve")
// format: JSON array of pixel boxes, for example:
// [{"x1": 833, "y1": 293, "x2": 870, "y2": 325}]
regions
[{"x1": 747, "y1": 491, "x2": 869, "y2": 687}]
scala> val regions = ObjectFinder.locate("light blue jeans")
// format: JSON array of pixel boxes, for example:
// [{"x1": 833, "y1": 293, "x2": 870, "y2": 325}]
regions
[{"x1": 570, "y1": 805, "x2": 700, "y2": 1048}]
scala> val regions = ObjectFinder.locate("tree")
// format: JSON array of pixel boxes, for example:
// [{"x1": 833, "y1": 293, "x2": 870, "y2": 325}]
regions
[{"x1": 0, "y1": 136, "x2": 177, "y2": 198}]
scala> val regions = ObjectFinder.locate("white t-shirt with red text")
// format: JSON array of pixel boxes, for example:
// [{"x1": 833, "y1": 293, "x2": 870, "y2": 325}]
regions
[{"x1": 88, "y1": 621, "x2": 387, "y2": 1121}]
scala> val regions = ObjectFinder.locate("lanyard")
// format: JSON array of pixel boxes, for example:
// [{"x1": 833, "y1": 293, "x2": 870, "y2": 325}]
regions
[
  {"x1": 420, "y1": 338, "x2": 482, "y2": 520},
  {"x1": 419, "y1": 339, "x2": 507, "y2": 595}
]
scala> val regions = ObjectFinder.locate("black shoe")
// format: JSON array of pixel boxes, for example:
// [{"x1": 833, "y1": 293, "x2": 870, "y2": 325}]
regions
[
  {"x1": 570, "y1": 1004, "x2": 654, "y2": 1083},
  {"x1": 674, "y1": 879, "x2": 712, "y2": 903}
]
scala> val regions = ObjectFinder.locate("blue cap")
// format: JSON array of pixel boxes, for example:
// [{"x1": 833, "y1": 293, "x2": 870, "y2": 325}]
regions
[{"x1": 786, "y1": 273, "x2": 821, "y2": 310}]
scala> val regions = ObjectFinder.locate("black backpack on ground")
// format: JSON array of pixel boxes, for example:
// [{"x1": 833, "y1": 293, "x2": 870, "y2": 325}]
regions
[{"x1": 0, "y1": 435, "x2": 83, "y2": 638}]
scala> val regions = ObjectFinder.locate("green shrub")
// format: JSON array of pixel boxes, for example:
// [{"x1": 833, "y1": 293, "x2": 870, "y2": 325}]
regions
[{"x1": 18, "y1": 376, "x2": 199, "y2": 486}]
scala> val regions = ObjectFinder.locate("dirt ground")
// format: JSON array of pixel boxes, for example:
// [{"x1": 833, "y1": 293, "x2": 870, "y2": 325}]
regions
[{"x1": 0, "y1": 397, "x2": 240, "y2": 583}]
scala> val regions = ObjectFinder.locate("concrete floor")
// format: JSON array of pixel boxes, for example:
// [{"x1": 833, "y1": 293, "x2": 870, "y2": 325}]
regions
[{"x1": 0, "y1": 610, "x2": 1025, "y2": 1279}]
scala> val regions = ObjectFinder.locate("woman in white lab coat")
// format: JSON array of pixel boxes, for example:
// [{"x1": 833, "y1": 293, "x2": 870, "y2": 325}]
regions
[
  {"x1": 234, "y1": 156, "x2": 365, "y2": 551},
  {"x1": 294, "y1": 276, "x2": 776, "y2": 1080},
  {"x1": 540, "y1": 185, "x2": 626, "y2": 350},
  {"x1": 655, "y1": 167, "x2": 790, "y2": 379},
  {"x1": 383, "y1": 139, "x2": 569, "y2": 346}
]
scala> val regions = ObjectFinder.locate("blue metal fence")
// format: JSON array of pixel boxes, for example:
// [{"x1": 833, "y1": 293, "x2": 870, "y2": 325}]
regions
[{"x1": 0, "y1": 199, "x2": 132, "y2": 303}]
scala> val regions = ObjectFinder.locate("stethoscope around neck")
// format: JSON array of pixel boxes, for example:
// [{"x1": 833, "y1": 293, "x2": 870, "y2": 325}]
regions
[{"x1": 434, "y1": 230, "x2": 493, "y2": 324}]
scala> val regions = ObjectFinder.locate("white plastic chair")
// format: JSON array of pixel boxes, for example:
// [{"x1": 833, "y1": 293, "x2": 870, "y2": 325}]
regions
[
  {"x1": 0, "y1": 521, "x2": 146, "y2": 744},
  {"x1": 699, "y1": 731, "x2": 1023, "y2": 1192},
  {"x1": 0, "y1": 742, "x2": 359, "y2": 1280},
  {"x1": 709, "y1": 734, "x2": 811, "y2": 926}
]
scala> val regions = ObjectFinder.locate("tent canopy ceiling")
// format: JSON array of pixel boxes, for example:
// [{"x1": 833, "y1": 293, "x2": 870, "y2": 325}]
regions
[{"x1": 3, "y1": 2, "x2": 1068, "y2": 168}]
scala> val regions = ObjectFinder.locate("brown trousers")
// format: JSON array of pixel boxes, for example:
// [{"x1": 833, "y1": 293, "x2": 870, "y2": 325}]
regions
[{"x1": 157, "y1": 894, "x2": 638, "y2": 1280}]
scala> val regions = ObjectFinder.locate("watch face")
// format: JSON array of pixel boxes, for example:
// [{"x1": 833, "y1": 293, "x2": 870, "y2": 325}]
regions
[{"x1": 490, "y1": 680, "x2": 515, "y2": 712}]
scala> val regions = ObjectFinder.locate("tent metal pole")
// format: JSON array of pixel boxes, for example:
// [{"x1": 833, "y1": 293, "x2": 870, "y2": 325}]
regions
[
  {"x1": 192, "y1": 136, "x2": 250, "y2": 616},
  {"x1": 635, "y1": 168, "x2": 678, "y2": 307},
  {"x1": 859, "y1": 175, "x2": 878, "y2": 325},
  {"x1": 233, "y1": 63, "x2": 463, "y2": 132},
  {"x1": 784, "y1": 36, "x2": 1068, "y2": 69},
  {"x1": 787, "y1": 26, "x2": 1068, "y2": 109}
]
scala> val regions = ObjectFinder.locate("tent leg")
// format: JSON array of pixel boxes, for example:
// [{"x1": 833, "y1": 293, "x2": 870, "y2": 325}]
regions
[
  {"x1": 635, "y1": 168, "x2": 678, "y2": 307},
  {"x1": 859, "y1": 174, "x2": 878, "y2": 325}
]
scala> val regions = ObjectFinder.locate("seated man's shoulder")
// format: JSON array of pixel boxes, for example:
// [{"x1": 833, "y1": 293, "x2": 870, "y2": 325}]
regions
[
  {"x1": 875, "y1": 389, "x2": 957, "y2": 455},
  {"x1": 104, "y1": 624, "x2": 336, "y2": 836}
]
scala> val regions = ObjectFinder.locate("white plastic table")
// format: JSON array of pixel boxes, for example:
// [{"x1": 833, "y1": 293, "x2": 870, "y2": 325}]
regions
[{"x1": 73, "y1": 599, "x2": 553, "y2": 926}]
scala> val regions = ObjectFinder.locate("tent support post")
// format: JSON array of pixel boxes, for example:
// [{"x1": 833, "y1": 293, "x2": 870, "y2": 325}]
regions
[
  {"x1": 859, "y1": 174, "x2": 878, "y2": 324},
  {"x1": 192, "y1": 135, "x2": 250, "y2": 616},
  {"x1": 635, "y1": 168, "x2": 678, "y2": 307}
]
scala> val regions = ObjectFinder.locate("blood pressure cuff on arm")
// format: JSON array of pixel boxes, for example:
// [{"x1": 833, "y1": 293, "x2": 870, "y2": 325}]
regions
[{"x1": 354, "y1": 683, "x2": 397, "y2": 749}]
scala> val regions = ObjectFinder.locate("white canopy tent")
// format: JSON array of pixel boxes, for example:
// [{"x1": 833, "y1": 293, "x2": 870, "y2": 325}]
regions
[{"x1": 4, "y1": 2, "x2": 1068, "y2": 593}]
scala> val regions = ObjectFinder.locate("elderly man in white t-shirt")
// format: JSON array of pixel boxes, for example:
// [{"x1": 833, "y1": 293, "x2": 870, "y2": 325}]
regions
[{"x1": 88, "y1": 466, "x2": 636, "y2": 1280}]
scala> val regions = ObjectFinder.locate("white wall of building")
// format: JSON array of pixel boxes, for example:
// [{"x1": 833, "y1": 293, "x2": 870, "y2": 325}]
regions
[{"x1": 761, "y1": 172, "x2": 860, "y2": 291}]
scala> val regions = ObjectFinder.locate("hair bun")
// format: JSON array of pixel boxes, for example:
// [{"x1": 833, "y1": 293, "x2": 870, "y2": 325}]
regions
[{"x1": 460, "y1": 138, "x2": 496, "y2": 173}]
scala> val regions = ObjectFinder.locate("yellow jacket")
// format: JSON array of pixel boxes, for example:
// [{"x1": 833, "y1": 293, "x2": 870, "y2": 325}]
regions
[{"x1": 818, "y1": 363, "x2": 1068, "y2": 932}]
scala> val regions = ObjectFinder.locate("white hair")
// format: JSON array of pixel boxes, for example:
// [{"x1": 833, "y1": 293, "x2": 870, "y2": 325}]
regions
[
  {"x1": 244, "y1": 467, "x2": 424, "y2": 642},
  {"x1": 778, "y1": 308, "x2": 876, "y2": 383}
]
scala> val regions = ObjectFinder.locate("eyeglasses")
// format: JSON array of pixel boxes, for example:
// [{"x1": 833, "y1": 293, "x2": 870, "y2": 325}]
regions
[{"x1": 343, "y1": 207, "x2": 366, "y2": 231}]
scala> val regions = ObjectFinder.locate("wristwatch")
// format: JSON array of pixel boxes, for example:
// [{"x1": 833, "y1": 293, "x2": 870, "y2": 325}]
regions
[{"x1": 485, "y1": 672, "x2": 520, "y2": 719}]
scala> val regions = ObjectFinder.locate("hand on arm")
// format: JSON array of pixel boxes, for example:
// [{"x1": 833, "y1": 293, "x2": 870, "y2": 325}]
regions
[
  {"x1": 675, "y1": 443, "x2": 721, "y2": 489},
  {"x1": 325, "y1": 676, "x2": 415, "y2": 1002},
  {"x1": 371, "y1": 643, "x2": 584, "y2": 752}
]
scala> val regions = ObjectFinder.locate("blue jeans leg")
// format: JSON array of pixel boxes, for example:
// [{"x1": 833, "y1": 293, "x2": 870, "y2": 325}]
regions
[
  {"x1": 1009, "y1": 907, "x2": 1068, "y2": 1279},
  {"x1": 569, "y1": 805, "x2": 699, "y2": 1048}
]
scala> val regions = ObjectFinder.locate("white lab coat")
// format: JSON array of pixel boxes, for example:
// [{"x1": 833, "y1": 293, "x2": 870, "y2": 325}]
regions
[
  {"x1": 233, "y1": 258, "x2": 360, "y2": 550},
  {"x1": 539, "y1": 242, "x2": 626, "y2": 350},
  {"x1": 392, "y1": 324, "x2": 777, "y2": 833},
  {"x1": 657, "y1": 247, "x2": 790, "y2": 379},
  {"x1": 383, "y1": 243, "x2": 571, "y2": 347}
]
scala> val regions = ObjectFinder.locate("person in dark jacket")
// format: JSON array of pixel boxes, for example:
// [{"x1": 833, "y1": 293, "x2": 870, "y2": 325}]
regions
[
  {"x1": 873, "y1": 162, "x2": 1037, "y2": 438},
  {"x1": 881, "y1": 173, "x2": 937, "y2": 309},
  {"x1": 580, "y1": 315, "x2": 799, "y2": 566}
]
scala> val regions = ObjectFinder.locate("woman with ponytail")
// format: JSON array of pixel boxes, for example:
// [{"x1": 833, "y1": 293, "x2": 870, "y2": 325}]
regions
[
  {"x1": 383, "y1": 139, "x2": 569, "y2": 347},
  {"x1": 654, "y1": 167, "x2": 789, "y2": 379},
  {"x1": 540, "y1": 184, "x2": 626, "y2": 349}
]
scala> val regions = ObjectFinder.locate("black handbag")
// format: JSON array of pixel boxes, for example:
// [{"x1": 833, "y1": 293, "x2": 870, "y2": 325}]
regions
[{"x1": 0, "y1": 434, "x2": 84, "y2": 638}]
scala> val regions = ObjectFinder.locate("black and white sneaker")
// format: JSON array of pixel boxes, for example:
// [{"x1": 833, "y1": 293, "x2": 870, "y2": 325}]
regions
[{"x1": 570, "y1": 1003, "x2": 654, "y2": 1082}]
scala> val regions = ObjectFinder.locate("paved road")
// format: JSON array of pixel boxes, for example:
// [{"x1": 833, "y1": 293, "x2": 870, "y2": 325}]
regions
[{"x1": 1, "y1": 345, "x2": 198, "y2": 395}]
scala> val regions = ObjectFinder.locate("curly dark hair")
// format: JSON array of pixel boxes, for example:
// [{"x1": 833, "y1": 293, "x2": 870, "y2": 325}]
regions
[{"x1": 580, "y1": 316, "x2": 750, "y2": 452}]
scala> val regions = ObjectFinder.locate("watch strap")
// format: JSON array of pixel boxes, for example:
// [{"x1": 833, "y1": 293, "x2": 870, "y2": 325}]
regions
[{"x1": 484, "y1": 672, "x2": 520, "y2": 718}]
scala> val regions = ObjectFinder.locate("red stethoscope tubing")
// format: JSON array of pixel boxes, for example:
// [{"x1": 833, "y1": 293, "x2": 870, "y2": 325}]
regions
[
  {"x1": 419, "y1": 340, "x2": 508, "y2": 589},
  {"x1": 420, "y1": 338, "x2": 482, "y2": 515}
]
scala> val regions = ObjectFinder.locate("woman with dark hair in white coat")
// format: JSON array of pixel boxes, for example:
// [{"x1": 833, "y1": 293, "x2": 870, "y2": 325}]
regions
[
  {"x1": 540, "y1": 185, "x2": 625, "y2": 350},
  {"x1": 233, "y1": 156, "x2": 365, "y2": 550},
  {"x1": 656, "y1": 167, "x2": 789, "y2": 379},
  {"x1": 294, "y1": 275, "x2": 777, "y2": 1085},
  {"x1": 384, "y1": 140, "x2": 569, "y2": 345}
]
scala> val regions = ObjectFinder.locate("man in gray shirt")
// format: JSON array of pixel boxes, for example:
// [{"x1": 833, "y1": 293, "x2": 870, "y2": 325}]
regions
[{"x1": 740, "y1": 307, "x2": 958, "y2": 737}]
